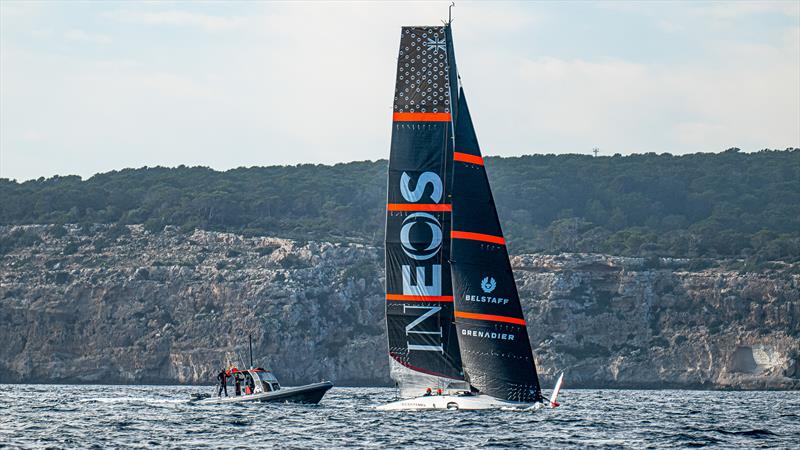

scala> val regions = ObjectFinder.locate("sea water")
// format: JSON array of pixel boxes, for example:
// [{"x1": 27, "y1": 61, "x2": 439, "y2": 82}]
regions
[{"x1": 1, "y1": 385, "x2": 797, "y2": 448}]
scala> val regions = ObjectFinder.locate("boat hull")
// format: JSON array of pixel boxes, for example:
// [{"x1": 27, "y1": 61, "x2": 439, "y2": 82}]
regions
[
  {"x1": 192, "y1": 381, "x2": 333, "y2": 405},
  {"x1": 376, "y1": 394, "x2": 546, "y2": 411}
]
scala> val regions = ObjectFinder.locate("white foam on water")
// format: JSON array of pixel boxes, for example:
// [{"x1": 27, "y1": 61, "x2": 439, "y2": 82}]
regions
[{"x1": 78, "y1": 396, "x2": 184, "y2": 405}]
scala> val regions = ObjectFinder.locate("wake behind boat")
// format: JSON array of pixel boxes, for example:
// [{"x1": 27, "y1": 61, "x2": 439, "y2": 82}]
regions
[{"x1": 379, "y1": 16, "x2": 564, "y2": 411}]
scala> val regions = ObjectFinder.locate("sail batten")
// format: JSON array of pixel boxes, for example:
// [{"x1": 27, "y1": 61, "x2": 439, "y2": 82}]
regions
[
  {"x1": 451, "y1": 230, "x2": 506, "y2": 245},
  {"x1": 455, "y1": 311, "x2": 527, "y2": 326},
  {"x1": 393, "y1": 112, "x2": 452, "y2": 122},
  {"x1": 386, "y1": 294, "x2": 454, "y2": 302},
  {"x1": 453, "y1": 152, "x2": 485, "y2": 165},
  {"x1": 386, "y1": 203, "x2": 453, "y2": 212}
]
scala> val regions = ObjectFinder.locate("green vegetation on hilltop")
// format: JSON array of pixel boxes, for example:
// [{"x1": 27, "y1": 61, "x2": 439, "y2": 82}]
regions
[{"x1": 1, "y1": 148, "x2": 798, "y2": 262}]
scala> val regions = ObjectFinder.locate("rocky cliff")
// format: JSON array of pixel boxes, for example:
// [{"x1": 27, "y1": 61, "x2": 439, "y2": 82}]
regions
[{"x1": 1, "y1": 225, "x2": 797, "y2": 389}]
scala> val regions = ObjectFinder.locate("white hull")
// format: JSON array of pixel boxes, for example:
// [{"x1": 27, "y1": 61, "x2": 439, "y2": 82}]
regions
[{"x1": 376, "y1": 394, "x2": 546, "y2": 411}]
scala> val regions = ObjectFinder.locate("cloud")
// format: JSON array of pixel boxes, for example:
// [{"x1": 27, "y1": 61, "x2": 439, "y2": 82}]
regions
[
  {"x1": 655, "y1": 19, "x2": 684, "y2": 33},
  {"x1": 481, "y1": 47, "x2": 799, "y2": 154},
  {"x1": 601, "y1": 0, "x2": 799, "y2": 19},
  {"x1": 29, "y1": 28, "x2": 53, "y2": 39},
  {"x1": 103, "y1": 9, "x2": 248, "y2": 31},
  {"x1": 689, "y1": 1, "x2": 800, "y2": 20},
  {"x1": 64, "y1": 29, "x2": 111, "y2": 44},
  {"x1": 20, "y1": 130, "x2": 47, "y2": 142},
  {"x1": 0, "y1": 1, "x2": 43, "y2": 19}
]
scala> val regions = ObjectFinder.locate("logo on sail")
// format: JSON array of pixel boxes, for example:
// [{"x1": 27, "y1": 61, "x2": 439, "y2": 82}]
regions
[
  {"x1": 461, "y1": 329, "x2": 515, "y2": 341},
  {"x1": 481, "y1": 276, "x2": 496, "y2": 293},
  {"x1": 400, "y1": 212, "x2": 442, "y2": 261},
  {"x1": 397, "y1": 172, "x2": 446, "y2": 351},
  {"x1": 424, "y1": 36, "x2": 446, "y2": 54}
]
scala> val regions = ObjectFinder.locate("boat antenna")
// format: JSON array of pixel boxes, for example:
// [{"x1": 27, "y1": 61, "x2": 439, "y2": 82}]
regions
[
  {"x1": 248, "y1": 334, "x2": 254, "y2": 369},
  {"x1": 235, "y1": 349, "x2": 245, "y2": 368},
  {"x1": 448, "y1": 2, "x2": 455, "y2": 24}
]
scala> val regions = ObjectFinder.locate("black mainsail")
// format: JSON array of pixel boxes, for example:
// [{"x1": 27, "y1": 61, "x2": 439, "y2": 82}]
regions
[
  {"x1": 384, "y1": 26, "x2": 465, "y2": 396},
  {"x1": 449, "y1": 89, "x2": 543, "y2": 402}
]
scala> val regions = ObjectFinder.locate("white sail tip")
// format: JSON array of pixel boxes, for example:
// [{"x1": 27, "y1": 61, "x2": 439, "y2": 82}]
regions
[{"x1": 549, "y1": 372, "x2": 564, "y2": 407}]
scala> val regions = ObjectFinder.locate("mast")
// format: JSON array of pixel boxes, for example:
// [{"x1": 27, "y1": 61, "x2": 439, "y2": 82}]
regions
[
  {"x1": 384, "y1": 25, "x2": 467, "y2": 397},
  {"x1": 248, "y1": 334, "x2": 253, "y2": 369}
]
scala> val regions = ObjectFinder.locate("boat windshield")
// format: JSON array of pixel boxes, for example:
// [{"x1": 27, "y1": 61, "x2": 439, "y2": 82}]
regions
[{"x1": 247, "y1": 369, "x2": 281, "y2": 393}]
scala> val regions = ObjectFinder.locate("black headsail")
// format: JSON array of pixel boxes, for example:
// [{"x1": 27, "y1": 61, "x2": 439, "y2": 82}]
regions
[
  {"x1": 384, "y1": 25, "x2": 466, "y2": 396},
  {"x1": 449, "y1": 88, "x2": 543, "y2": 403}
]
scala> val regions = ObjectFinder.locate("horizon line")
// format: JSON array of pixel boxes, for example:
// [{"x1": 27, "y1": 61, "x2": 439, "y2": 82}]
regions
[{"x1": 2, "y1": 146, "x2": 797, "y2": 183}]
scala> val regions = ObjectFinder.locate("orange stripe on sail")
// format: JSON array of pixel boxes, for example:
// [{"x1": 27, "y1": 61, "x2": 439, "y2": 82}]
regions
[
  {"x1": 386, "y1": 203, "x2": 452, "y2": 212},
  {"x1": 393, "y1": 112, "x2": 452, "y2": 122},
  {"x1": 455, "y1": 311, "x2": 526, "y2": 326},
  {"x1": 451, "y1": 230, "x2": 506, "y2": 245},
  {"x1": 386, "y1": 294, "x2": 454, "y2": 302},
  {"x1": 453, "y1": 152, "x2": 484, "y2": 165}
]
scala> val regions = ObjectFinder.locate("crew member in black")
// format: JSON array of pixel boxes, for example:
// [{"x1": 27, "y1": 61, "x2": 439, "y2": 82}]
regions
[{"x1": 217, "y1": 369, "x2": 228, "y2": 397}]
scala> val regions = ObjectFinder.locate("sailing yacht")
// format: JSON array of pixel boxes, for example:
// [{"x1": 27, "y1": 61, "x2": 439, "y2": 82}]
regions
[{"x1": 379, "y1": 21, "x2": 563, "y2": 411}]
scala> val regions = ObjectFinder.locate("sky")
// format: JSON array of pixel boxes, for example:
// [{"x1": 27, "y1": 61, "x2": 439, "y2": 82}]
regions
[{"x1": 1, "y1": 1, "x2": 798, "y2": 181}]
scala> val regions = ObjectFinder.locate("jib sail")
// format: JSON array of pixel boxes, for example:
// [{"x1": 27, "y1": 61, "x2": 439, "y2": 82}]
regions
[
  {"x1": 384, "y1": 25, "x2": 466, "y2": 396},
  {"x1": 449, "y1": 88, "x2": 543, "y2": 403}
]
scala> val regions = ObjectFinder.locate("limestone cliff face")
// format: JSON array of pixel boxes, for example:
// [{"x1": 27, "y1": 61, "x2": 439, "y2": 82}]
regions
[
  {"x1": 513, "y1": 254, "x2": 799, "y2": 389},
  {"x1": 1, "y1": 225, "x2": 797, "y2": 389},
  {"x1": 0, "y1": 225, "x2": 385, "y2": 386}
]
